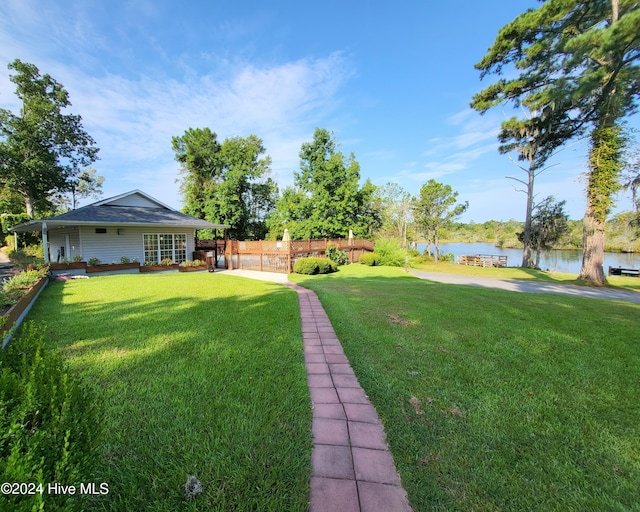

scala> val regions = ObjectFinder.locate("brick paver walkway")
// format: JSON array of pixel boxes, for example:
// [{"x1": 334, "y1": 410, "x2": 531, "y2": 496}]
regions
[{"x1": 286, "y1": 283, "x2": 413, "y2": 512}]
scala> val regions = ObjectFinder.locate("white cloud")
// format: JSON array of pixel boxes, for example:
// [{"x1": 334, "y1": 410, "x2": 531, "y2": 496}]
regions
[
  {"x1": 0, "y1": 0, "x2": 354, "y2": 207},
  {"x1": 47, "y1": 53, "x2": 351, "y2": 206}
]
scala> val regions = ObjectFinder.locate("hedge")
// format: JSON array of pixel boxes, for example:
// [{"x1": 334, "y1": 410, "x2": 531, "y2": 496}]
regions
[
  {"x1": 359, "y1": 253, "x2": 381, "y2": 266},
  {"x1": 293, "y1": 257, "x2": 337, "y2": 275}
]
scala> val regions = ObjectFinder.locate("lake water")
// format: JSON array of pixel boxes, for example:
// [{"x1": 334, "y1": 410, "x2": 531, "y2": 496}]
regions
[{"x1": 416, "y1": 242, "x2": 640, "y2": 275}]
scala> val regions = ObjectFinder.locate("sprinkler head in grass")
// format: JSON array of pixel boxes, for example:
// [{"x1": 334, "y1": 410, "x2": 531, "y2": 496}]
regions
[{"x1": 184, "y1": 475, "x2": 202, "y2": 501}]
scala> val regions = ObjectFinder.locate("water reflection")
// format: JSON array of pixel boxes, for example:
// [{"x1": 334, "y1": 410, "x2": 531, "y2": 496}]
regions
[{"x1": 416, "y1": 242, "x2": 640, "y2": 275}]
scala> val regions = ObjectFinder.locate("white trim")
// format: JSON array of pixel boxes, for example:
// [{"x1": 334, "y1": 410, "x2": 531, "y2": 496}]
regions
[
  {"x1": 142, "y1": 232, "x2": 188, "y2": 264},
  {"x1": 42, "y1": 222, "x2": 49, "y2": 263},
  {"x1": 92, "y1": 189, "x2": 174, "y2": 210}
]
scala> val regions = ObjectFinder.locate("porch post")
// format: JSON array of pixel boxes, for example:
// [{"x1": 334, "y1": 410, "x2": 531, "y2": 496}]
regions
[{"x1": 42, "y1": 222, "x2": 49, "y2": 263}]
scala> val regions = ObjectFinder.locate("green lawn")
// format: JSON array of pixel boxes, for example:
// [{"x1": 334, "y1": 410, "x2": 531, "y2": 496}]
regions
[
  {"x1": 291, "y1": 265, "x2": 640, "y2": 511},
  {"x1": 25, "y1": 273, "x2": 311, "y2": 511}
]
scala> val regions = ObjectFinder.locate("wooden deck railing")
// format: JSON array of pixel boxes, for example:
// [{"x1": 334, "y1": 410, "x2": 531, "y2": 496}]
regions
[{"x1": 195, "y1": 238, "x2": 374, "y2": 273}]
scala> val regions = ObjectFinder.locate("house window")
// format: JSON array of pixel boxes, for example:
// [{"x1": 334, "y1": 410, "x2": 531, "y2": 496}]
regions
[{"x1": 143, "y1": 233, "x2": 187, "y2": 264}]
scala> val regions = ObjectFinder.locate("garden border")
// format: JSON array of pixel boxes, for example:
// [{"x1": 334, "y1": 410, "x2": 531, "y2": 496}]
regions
[{"x1": 2, "y1": 276, "x2": 48, "y2": 348}]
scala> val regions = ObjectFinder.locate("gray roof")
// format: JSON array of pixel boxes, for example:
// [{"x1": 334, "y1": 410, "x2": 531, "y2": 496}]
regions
[{"x1": 10, "y1": 191, "x2": 229, "y2": 232}]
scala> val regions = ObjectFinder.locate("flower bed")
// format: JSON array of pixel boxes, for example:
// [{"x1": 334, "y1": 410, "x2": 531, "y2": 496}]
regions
[
  {"x1": 178, "y1": 265, "x2": 209, "y2": 272},
  {"x1": 85, "y1": 262, "x2": 141, "y2": 274},
  {"x1": 139, "y1": 264, "x2": 179, "y2": 273},
  {"x1": 49, "y1": 261, "x2": 87, "y2": 271},
  {"x1": 178, "y1": 260, "x2": 209, "y2": 272},
  {"x1": 1, "y1": 275, "x2": 48, "y2": 341}
]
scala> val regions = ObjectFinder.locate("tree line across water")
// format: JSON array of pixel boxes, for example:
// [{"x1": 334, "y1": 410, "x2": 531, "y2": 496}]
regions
[{"x1": 444, "y1": 215, "x2": 640, "y2": 255}]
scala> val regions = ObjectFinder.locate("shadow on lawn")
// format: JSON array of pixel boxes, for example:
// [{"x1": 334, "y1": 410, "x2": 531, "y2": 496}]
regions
[
  {"x1": 295, "y1": 269, "x2": 640, "y2": 511},
  {"x1": 20, "y1": 275, "x2": 312, "y2": 512}
]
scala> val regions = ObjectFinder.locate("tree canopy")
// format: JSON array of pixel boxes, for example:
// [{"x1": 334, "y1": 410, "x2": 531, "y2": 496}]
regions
[
  {"x1": 268, "y1": 128, "x2": 380, "y2": 240},
  {"x1": 518, "y1": 196, "x2": 569, "y2": 268},
  {"x1": 472, "y1": 0, "x2": 640, "y2": 284},
  {"x1": 375, "y1": 182, "x2": 414, "y2": 247},
  {"x1": 413, "y1": 179, "x2": 468, "y2": 262},
  {"x1": 172, "y1": 128, "x2": 277, "y2": 240},
  {"x1": 0, "y1": 59, "x2": 99, "y2": 218}
]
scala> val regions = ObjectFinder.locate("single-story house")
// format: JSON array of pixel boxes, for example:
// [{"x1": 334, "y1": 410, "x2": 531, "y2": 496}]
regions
[{"x1": 9, "y1": 190, "x2": 229, "y2": 264}]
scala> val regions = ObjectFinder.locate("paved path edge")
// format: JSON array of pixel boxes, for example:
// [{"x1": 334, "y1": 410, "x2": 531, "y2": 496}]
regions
[
  {"x1": 410, "y1": 270, "x2": 640, "y2": 304},
  {"x1": 285, "y1": 282, "x2": 413, "y2": 512}
]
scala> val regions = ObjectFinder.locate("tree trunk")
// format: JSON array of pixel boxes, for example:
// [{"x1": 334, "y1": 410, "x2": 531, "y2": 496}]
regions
[
  {"x1": 434, "y1": 234, "x2": 439, "y2": 263},
  {"x1": 578, "y1": 118, "x2": 622, "y2": 286},
  {"x1": 25, "y1": 196, "x2": 35, "y2": 218},
  {"x1": 578, "y1": 210, "x2": 607, "y2": 285},
  {"x1": 402, "y1": 219, "x2": 407, "y2": 248},
  {"x1": 521, "y1": 160, "x2": 535, "y2": 267}
]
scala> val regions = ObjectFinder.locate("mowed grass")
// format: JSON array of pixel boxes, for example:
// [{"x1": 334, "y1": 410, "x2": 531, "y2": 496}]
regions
[
  {"x1": 25, "y1": 273, "x2": 311, "y2": 511},
  {"x1": 291, "y1": 265, "x2": 640, "y2": 511},
  {"x1": 413, "y1": 260, "x2": 640, "y2": 292}
]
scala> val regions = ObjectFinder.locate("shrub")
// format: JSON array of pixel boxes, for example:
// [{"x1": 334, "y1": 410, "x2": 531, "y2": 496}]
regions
[
  {"x1": 293, "y1": 257, "x2": 337, "y2": 275},
  {"x1": 0, "y1": 323, "x2": 100, "y2": 511},
  {"x1": 87, "y1": 257, "x2": 100, "y2": 266},
  {"x1": 7, "y1": 247, "x2": 44, "y2": 269},
  {"x1": 72, "y1": 254, "x2": 83, "y2": 263},
  {"x1": 359, "y1": 253, "x2": 381, "y2": 266},
  {"x1": 294, "y1": 258, "x2": 318, "y2": 275},
  {"x1": 1, "y1": 267, "x2": 48, "y2": 306},
  {"x1": 160, "y1": 258, "x2": 174, "y2": 266},
  {"x1": 374, "y1": 238, "x2": 406, "y2": 267},
  {"x1": 439, "y1": 252, "x2": 455, "y2": 262},
  {"x1": 326, "y1": 243, "x2": 348, "y2": 266},
  {"x1": 411, "y1": 250, "x2": 435, "y2": 265},
  {"x1": 120, "y1": 256, "x2": 131, "y2": 264},
  {"x1": 316, "y1": 258, "x2": 337, "y2": 274}
]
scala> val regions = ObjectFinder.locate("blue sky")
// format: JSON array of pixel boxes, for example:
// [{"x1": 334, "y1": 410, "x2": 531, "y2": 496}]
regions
[{"x1": 0, "y1": 0, "x2": 636, "y2": 222}]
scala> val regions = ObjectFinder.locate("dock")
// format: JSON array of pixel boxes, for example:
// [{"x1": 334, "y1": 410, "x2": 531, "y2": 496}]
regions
[
  {"x1": 457, "y1": 254, "x2": 508, "y2": 268},
  {"x1": 608, "y1": 266, "x2": 639, "y2": 277}
]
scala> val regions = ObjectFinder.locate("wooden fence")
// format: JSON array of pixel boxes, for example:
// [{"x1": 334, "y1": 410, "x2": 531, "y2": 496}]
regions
[{"x1": 195, "y1": 238, "x2": 374, "y2": 274}]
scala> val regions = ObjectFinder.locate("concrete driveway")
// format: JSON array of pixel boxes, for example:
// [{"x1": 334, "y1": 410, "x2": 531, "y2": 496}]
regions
[{"x1": 410, "y1": 270, "x2": 640, "y2": 304}]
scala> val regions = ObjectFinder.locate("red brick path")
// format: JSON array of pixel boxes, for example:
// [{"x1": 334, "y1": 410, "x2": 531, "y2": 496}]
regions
[{"x1": 286, "y1": 283, "x2": 413, "y2": 512}]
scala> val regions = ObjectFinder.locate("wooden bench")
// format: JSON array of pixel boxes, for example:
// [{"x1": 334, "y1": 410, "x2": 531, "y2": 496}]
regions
[{"x1": 608, "y1": 266, "x2": 640, "y2": 277}]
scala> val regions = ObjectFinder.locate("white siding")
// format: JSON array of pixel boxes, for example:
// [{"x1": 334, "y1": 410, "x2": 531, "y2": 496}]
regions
[
  {"x1": 79, "y1": 226, "x2": 196, "y2": 264},
  {"x1": 48, "y1": 227, "x2": 81, "y2": 262},
  {"x1": 106, "y1": 193, "x2": 163, "y2": 208}
]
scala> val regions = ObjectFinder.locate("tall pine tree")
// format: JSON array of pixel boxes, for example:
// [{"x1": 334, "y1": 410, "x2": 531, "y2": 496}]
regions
[{"x1": 473, "y1": 0, "x2": 640, "y2": 285}]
